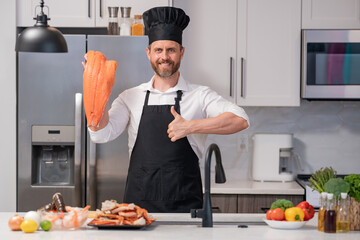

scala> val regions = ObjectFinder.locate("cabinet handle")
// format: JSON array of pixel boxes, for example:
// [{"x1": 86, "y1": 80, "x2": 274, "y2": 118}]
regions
[
  {"x1": 99, "y1": 0, "x2": 102, "y2": 18},
  {"x1": 241, "y1": 57, "x2": 245, "y2": 98},
  {"x1": 230, "y1": 57, "x2": 234, "y2": 97},
  {"x1": 88, "y1": 0, "x2": 91, "y2": 18}
]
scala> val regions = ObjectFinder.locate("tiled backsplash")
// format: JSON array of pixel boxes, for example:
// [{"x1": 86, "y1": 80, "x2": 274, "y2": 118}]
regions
[{"x1": 201, "y1": 100, "x2": 360, "y2": 180}]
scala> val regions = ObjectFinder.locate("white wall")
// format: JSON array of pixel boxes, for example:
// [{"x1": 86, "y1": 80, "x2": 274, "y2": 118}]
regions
[
  {"x1": 202, "y1": 100, "x2": 360, "y2": 180},
  {"x1": 0, "y1": 0, "x2": 17, "y2": 211}
]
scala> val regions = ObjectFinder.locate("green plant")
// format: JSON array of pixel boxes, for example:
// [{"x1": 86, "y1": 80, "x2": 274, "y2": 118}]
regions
[
  {"x1": 344, "y1": 174, "x2": 360, "y2": 202},
  {"x1": 308, "y1": 167, "x2": 337, "y2": 193}
]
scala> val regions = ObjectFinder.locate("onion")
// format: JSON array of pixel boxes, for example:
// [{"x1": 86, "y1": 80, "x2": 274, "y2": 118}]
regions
[{"x1": 8, "y1": 214, "x2": 24, "y2": 231}]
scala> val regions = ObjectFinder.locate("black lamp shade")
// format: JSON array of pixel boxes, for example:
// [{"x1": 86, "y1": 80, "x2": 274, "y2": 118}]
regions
[{"x1": 15, "y1": 26, "x2": 68, "y2": 53}]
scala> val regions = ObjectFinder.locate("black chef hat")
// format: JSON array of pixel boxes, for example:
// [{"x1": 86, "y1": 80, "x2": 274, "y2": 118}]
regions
[{"x1": 143, "y1": 7, "x2": 190, "y2": 45}]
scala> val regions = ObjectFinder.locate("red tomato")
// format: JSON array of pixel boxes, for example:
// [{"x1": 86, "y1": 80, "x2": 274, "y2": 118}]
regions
[
  {"x1": 270, "y1": 208, "x2": 285, "y2": 221},
  {"x1": 266, "y1": 209, "x2": 273, "y2": 220}
]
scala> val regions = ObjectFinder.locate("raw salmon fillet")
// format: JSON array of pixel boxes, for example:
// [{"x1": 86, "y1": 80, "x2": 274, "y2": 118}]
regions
[{"x1": 83, "y1": 50, "x2": 117, "y2": 127}]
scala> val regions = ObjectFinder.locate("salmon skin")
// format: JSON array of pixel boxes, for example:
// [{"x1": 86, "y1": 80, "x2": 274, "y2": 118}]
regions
[{"x1": 83, "y1": 50, "x2": 118, "y2": 127}]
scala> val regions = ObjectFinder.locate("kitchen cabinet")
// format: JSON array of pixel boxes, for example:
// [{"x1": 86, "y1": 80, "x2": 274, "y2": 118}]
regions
[
  {"x1": 302, "y1": 0, "x2": 360, "y2": 29},
  {"x1": 211, "y1": 194, "x2": 305, "y2": 213},
  {"x1": 237, "y1": 0, "x2": 301, "y2": 106},
  {"x1": 174, "y1": 0, "x2": 301, "y2": 106},
  {"x1": 173, "y1": 0, "x2": 237, "y2": 102},
  {"x1": 16, "y1": 0, "x2": 170, "y2": 27}
]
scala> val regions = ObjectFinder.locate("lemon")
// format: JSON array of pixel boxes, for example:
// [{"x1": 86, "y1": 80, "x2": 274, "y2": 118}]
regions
[
  {"x1": 20, "y1": 219, "x2": 38, "y2": 233},
  {"x1": 40, "y1": 220, "x2": 52, "y2": 231}
]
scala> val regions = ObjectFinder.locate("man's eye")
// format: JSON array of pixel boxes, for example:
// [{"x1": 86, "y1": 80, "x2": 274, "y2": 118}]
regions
[{"x1": 168, "y1": 49, "x2": 175, "y2": 53}]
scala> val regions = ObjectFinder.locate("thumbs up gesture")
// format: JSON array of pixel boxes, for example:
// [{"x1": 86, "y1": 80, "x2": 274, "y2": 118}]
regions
[{"x1": 167, "y1": 106, "x2": 191, "y2": 142}]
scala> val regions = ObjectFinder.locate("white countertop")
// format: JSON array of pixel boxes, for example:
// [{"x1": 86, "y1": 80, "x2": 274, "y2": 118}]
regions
[
  {"x1": 1, "y1": 212, "x2": 358, "y2": 240},
  {"x1": 210, "y1": 179, "x2": 305, "y2": 195}
]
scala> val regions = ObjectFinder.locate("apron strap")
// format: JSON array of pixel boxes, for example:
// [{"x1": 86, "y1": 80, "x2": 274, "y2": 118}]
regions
[
  {"x1": 174, "y1": 90, "x2": 183, "y2": 114},
  {"x1": 144, "y1": 90, "x2": 150, "y2": 106}
]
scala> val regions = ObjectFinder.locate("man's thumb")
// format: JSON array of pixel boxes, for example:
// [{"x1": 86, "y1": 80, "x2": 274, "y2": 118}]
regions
[{"x1": 170, "y1": 106, "x2": 178, "y2": 118}]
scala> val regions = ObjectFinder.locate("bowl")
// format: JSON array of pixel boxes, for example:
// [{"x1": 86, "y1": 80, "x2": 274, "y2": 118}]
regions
[
  {"x1": 263, "y1": 219, "x2": 307, "y2": 229},
  {"x1": 38, "y1": 206, "x2": 89, "y2": 230}
]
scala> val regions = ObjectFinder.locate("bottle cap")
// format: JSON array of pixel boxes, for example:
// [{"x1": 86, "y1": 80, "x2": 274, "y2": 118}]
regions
[
  {"x1": 341, "y1": 192, "x2": 348, "y2": 199},
  {"x1": 121, "y1": 7, "x2": 131, "y2": 18},
  {"x1": 134, "y1": 15, "x2": 142, "y2": 19},
  {"x1": 321, "y1": 192, "x2": 328, "y2": 198},
  {"x1": 327, "y1": 193, "x2": 334, "y2": 199}
]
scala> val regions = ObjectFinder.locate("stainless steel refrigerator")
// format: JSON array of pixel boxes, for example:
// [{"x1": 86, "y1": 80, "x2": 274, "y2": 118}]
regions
[{"x1": 17, "y1": 35, "x2": 153, "y2": 211}]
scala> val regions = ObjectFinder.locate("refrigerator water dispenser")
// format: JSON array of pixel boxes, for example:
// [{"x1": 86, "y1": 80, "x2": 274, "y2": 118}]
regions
[{"x1": 31, "y1": 125, "x2": 75, "y2": 186}]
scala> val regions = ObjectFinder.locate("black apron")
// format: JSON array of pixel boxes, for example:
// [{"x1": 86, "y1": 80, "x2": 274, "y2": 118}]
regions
[{"x1": 123, "y1": 90, "x2": 203, "y2": 213}]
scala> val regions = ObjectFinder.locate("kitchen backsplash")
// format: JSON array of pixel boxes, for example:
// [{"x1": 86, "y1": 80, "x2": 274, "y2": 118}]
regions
[{"x1": 201, "y1": 100, "x2": 360, "y2": 180}]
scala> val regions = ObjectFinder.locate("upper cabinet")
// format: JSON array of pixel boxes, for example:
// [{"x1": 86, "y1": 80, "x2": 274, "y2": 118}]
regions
[
  {"x1": 17, "y1": 0, "x2": 170, "y2": 27},
  {"x1": 174, "y1": 0, "x2": 301, "y2": 106},
  {"x1": 238, "y1": 0, "x2": 301, "y2": 106},
  {"x1": 302, "y1": 0, "x2": 360, "y2": 29},
  {"x1": 173, "y1": 0, "x2": 237, "y2": 103}
]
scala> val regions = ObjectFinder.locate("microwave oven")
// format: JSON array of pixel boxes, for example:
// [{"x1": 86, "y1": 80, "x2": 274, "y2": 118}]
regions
[{"x1": 302, "y1": 30, "x2": 360, "y2": 100}]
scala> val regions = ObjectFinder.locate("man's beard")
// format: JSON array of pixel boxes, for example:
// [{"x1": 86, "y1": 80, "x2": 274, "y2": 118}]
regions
[{"x1": 151, "y1": 59, "x2": 181, "y2": 78}]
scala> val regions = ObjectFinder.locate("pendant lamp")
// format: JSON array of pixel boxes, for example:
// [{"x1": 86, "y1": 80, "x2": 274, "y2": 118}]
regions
[{"x1": 15, "y1": 0, "x2": 68, "y2": 53}]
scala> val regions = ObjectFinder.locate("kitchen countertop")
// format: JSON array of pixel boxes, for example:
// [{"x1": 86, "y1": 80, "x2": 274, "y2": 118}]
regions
[
  {"x1": 210, "y1": 179, "x2": 305, "y2": 195},
  {"x1": 1, "y1": 212, "x2": 358, "y2": 239}
]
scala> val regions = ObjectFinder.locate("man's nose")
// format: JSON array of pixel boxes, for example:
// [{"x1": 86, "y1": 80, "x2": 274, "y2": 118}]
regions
[{"x1": 160, "y1": 51, "x2": 170, "y2": 60}]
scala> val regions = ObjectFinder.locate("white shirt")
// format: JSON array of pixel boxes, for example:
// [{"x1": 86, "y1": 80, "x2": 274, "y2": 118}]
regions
[{"x1": 89, "y1": 75, "x2": 250, "y2": 160}]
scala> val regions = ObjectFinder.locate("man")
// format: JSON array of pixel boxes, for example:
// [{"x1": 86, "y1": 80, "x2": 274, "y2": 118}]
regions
[{"x1": 87, "y1": 7, "x2": 249, "y2": 213}]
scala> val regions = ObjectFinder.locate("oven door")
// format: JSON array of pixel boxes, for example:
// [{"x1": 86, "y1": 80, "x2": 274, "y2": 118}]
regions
[{"x1": 302, "y1": 30, "x2": 360, "y2": 99}]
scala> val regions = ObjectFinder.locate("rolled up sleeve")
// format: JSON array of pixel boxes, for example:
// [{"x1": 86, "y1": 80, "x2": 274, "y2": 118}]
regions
[{"x1": 200, "y1": 86, "x2": 250, "y2": 127}]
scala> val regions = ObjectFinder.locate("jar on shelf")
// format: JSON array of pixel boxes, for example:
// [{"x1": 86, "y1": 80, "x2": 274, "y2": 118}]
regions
[
  {"x1": 120, "y1": 7, "x2": 132, "y2": 36},
  {"x1": 131, "y1": 15, "x2": 144, "y2": 36},
  {"x1": 107, "y1": 7, "x2": 119, "y2": 35}
]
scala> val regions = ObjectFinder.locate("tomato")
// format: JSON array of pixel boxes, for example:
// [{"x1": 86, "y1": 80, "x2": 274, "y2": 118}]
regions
[
  {"x1": 266, "y1": 209, "x2": 273, "y2": 220},
  {"x1": 270, "y1": 208, "x2": 285, "y2": 221}
]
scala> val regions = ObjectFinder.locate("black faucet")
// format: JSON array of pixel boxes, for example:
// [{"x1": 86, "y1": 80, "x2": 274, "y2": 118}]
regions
[{"x1": 191, "y1": 143, "x2": 226, "y2": 227}]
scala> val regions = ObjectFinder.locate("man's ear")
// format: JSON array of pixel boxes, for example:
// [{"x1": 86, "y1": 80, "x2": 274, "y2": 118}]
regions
[
  {"x1": 146, "y1": 47, "x2": 151, "y2": 60},
  {"x1": 180, "y1": 46, "x2": 185, "y2": 60}
]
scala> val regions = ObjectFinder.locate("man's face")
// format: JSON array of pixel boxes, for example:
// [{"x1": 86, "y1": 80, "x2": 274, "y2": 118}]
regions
[{"x1": 146, "y1": 40, "x2": 184, "y2": 78}]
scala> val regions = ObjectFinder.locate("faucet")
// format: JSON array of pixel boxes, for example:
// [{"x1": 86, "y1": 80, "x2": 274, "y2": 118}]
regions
[{"x1": 191, "y1": 143, "x2": 226, "y2": 227}]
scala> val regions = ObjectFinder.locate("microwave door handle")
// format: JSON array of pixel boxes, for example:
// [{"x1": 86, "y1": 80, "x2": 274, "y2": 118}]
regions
[
  {"x1": 88, "y1": 136, "x2": 97, "y2": 210},
  {"x1": 74, "y1": 93, "x2": 83, "y2": 207}
]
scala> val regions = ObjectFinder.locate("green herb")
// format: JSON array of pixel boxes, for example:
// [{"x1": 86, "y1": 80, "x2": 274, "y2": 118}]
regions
[
  {"x1": 324, "y1": 178, "x2": 350, "y2": 199},
  {"x1": 308, "y1": 167, "x2": 337, "y2": 193},
  {"x1": 344, "y1": 174, "x2": 360, "y2": 202}
]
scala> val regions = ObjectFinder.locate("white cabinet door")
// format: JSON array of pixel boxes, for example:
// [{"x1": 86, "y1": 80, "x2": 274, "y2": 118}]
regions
[
  {"x1": 302, "y1": 0, "x2": 360, "y2": 29},
  {"x1": 236, "y1": 0, "x2": 301, "y2": 106},
  {"x1": 95, "y1": 0, "x2": 170, "y2": 27},
  {"x1": 17, "y1": 0, "x2": 95, "y2": 27},
  {"x1": 174, "y1": 0, "x2": 237, "y2": 102}
]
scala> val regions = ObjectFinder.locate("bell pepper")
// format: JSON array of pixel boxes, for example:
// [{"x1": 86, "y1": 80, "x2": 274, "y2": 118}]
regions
[
  {"x1": 284, "y1": 207, "x2": 305, "y2": 221},
  {"x1": 296, "y1": 201, "x2": 315, "y2": 221}
]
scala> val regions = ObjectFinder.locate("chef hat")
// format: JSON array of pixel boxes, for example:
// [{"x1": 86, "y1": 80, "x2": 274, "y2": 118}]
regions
[{"x1": 143, "y1": 7, "x2": 190, "y2": 45}]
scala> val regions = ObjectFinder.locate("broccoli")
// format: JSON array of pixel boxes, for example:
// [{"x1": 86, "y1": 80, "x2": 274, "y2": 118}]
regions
[
  {"x1": 270, "y1": 199, "x2": 294, "y2": 211},
  {"x1": 324, "y1": 177, "x2": 350, "y2": 199}
]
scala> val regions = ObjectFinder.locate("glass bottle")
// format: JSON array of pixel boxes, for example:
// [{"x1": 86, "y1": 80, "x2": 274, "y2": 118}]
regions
[
  {"x1": 131, "y1": 15, "x2": 144, "y2": 36},
  {"x1": 120, "y1": 7, "x2": 132, "y2": 36},
  {"x1": 318, "y1": 192, "x2": 327, "y2": 232},
  {"x1": 107, "y1": 7, "x2": 119, "y2": 35},
  {"x1": 324, "y1": 193, "x2": 337, "y2": 233},
  {"x1": 336, "y1": 192, "x2": 350, "y2": 233}
]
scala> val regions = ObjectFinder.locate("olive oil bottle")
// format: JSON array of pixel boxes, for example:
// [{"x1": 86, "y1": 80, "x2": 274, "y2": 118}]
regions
[
  {"x1": 318, "y1": 192, "x2": 327, "y2": 232},
  {"x1": 337, "y1": 192, "x2": 350, "y2": 233}
]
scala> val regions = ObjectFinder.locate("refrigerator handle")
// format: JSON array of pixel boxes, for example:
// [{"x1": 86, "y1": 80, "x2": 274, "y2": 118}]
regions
[
  {"x1": 88, "y1": 136, "x2": 97, "y2": 210},
  {"x1": 74, "y1": 93, "x2": 83, "y2": 206}
]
